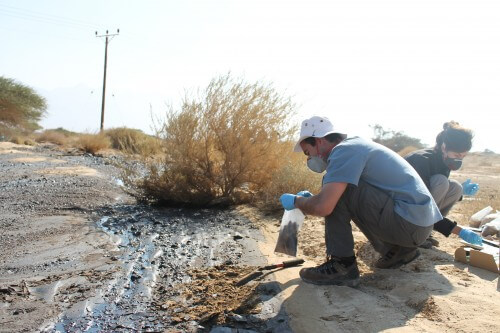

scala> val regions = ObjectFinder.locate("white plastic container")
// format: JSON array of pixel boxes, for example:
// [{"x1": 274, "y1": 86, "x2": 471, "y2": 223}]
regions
[
  {"x1": 469, "y1": 206, "x2": 493, "y2": 227},
  {"x1": 479, "y1": 211, "x2": 500, "y2": 227}
]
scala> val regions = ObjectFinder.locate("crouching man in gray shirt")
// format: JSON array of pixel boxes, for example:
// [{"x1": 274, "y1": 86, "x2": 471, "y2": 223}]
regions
[{"x1": 280, "y1": 116, "x2": 442, "y2": 286}]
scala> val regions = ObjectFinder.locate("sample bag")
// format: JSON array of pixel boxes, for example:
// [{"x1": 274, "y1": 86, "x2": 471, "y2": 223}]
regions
[{"x1": 274, "y1": 208, "x2": 305, "y2": 257}]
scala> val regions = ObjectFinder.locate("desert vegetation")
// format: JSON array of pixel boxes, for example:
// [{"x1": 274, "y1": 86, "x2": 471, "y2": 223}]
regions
[
  {"x1": 0, "y1": 76, "x2": 47, "y2": 139},
  {"x1": 76, "y1": 132, "x2": 111, "y2": 154},
  {"x1": 105, "y1": 127, "x2": 162, "y2": 156},
  {"x1": 139, "y1": 74, "x2": 303, "y2": 207},
  {"x1": 35, "y1": 128, "x2": 76, "y2": 146},
  {"x1": 3, "y1": 74, "x2": 496, "y2": 214},
  {"x1": 371, "y1": 124, "x2": 425, "y2": 153}
]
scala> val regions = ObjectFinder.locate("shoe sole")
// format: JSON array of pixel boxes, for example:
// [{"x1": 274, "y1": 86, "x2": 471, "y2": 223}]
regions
[
  {"x1": 428, "y1": 238, "x2": 440, "y2": 247},
  {"x1": 418, "y1": 241, "x2": 433, "y2": 249},
  {"x1": 378, "y1": 249, "x2": 421, "y2": 269},
  {"x1": 300, "y1": 277, "x2": 360, "y2": 287}
]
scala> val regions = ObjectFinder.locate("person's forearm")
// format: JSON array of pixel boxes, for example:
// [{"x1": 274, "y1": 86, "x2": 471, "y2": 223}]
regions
[
  {"x1": 433, "y1": 217, "x2": 458, "y2": 237},
  {"x1": 295, "y1": 196, "x2": 332, "y2": 217},
  {"x1": 295, "y1": 182, "x2": 347, "y2": 217},
  {"x1": 451, "y1": 225, "x2": 461, "y2": 235}
]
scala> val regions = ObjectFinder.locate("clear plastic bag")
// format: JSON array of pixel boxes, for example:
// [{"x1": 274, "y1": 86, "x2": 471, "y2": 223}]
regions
[{"x1": 274, "y1": 208, "x2": 305, "y2": 256}]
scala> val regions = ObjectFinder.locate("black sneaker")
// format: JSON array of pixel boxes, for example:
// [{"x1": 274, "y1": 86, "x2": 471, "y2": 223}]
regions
[
  {"x1": 375, "y1": 246, "x2": 420, "y2": 269},
  {"x1": 299, "y1": 257, "x2": 360, "y2": 286},
  {"x1": 418, "y1": 239, "x2": 433, "y2": 249},
  {"x1": 418, "y1": 235, "x2": 439, "y2": 249}
]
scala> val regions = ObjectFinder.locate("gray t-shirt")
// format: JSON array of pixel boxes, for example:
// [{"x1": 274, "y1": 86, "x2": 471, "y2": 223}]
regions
[{"x1": 323, "y1": 137, "x2": 442, "y2": 227}]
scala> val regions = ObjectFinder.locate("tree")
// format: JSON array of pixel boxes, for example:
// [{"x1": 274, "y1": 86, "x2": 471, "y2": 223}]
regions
[
  {"x1": 371, "y1": 124, "x2": 425, "y2": 153},
  {"x1": 0, "y1": 76, "x2": 47, "y2": 135},
  {"x1": 142, "y1": 73, "x2": 296, "y2": 206}
]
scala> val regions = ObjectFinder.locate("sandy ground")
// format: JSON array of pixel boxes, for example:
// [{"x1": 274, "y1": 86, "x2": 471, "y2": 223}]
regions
[
  {"x1": 1, "y1": 141, "x2": 499, "y2": 332},
  {"x1": 235, "y1": 152, "x2": 500, "y2": 333}
]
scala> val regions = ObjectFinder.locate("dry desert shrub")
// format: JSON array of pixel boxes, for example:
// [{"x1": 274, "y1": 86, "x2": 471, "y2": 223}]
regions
[
  {"x1": 77, "y1": 133, "x2": 111, "y2": 154},
  {"x1": 10, "y1": 135, "x2": 35, "y2": 146},
  {"x1": 257, "y1": 143, "x2": 322, "y2": 210},
  {"x1": 104, "y1": 127, "x2": 162, "y2": 156},
  {"x1": 35, "y1": 129, "x2": 68, "y2": 145},
  {"x1": 141, "y1": 74, "x2": 296, "y2": 206},
  {"x1": 398, "y1": 145, "x2": 420, "y2": 157}
]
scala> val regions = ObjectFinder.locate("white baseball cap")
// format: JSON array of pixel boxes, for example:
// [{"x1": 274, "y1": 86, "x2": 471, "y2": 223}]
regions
[{"x1": 293, "y1": 116, "x2": 347, "y2": 152}]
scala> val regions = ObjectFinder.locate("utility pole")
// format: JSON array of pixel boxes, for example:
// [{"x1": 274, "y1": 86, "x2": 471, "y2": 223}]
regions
[{"x1": 95, "y1": 29, "x2": 119, "y2": 131}]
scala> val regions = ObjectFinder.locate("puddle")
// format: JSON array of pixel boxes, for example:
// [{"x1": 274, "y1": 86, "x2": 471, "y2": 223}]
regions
[{"x1": 112, "y1": 177, "x2": 124, "y2": 187}]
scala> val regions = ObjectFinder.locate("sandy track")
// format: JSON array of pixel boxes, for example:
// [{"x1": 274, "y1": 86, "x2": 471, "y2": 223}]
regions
[{"x1": 0, "y1": 142, "x2": 133, "y2": 332}]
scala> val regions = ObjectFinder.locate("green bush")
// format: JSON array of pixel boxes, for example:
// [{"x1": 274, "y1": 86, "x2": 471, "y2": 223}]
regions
[
  {"x1": 0, "y1": 76, "x2": 47, "y2": 136},
  {"x1": 371, "y1": 124, "x2": 425, "y2": 152}
]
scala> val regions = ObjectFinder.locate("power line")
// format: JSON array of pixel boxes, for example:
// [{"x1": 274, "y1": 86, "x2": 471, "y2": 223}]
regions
[
  {"x1": 0, "y1": 3, "x2": 147, "y2": 43},
  {"x1": 0, "y1": 3, "x2": 99, "y2": 30},
  {"x1": 0, "y1": 9, "x2": 98, "y2": 31},
  {"x1": 0, "y1": 24, "x2": 97, "y2": 44}
]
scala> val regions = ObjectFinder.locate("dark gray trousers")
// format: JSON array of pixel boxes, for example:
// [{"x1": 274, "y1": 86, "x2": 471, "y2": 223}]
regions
[
  {"x1": 429, "y1": 174, "x2": 462, "y2": 217},
  {"x1": 325, "y1": 181, "x2": 433, "y2": 257}
]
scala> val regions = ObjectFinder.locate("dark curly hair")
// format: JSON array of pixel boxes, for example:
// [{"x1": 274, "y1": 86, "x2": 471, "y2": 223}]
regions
[
  {"x1": 435, "y1": 121, "x2": 473, "y2": 153},
  {"x1": 302, "y1": 133, "x2": 345, "y2": 147}
]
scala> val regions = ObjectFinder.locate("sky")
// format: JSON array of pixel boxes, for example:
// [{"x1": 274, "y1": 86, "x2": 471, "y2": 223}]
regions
[{"x1": 1, "y1": 0, "x2": 499, "y2": 152}]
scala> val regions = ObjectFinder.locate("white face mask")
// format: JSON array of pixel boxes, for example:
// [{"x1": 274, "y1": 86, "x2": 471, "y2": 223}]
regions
[{"x1": 307, "y1": 156, "x2": 327, "y2": 173}]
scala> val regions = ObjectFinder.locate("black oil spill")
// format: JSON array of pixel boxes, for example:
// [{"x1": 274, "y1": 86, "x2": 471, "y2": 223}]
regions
[{"x1": 44, "y1": 205, "x2": 266, "y2": 332}]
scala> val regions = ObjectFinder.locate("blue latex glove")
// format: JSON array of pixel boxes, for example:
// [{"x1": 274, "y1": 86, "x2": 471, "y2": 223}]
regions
[
  {"x1": 459, "y1": 229, "x2": 483, "y2": 246},
  {"x1": 462, "y1": 179, "x2": 479, "y2": 196},
  {"x1": 297, "y1": 190, "x2": 313, "y2": 197},
  {"x1": 280, "y1": 193, "x2": 296, "y2": 210}
]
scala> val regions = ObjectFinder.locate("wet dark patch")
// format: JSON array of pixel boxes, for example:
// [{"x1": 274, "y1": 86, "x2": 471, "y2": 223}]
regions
[{"x1": 49, "y1": 205, "x2": 273, "y2": 332}]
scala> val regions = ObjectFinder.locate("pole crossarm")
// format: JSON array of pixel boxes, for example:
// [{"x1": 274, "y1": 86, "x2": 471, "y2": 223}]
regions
[{"x1": 96, "y1": 33, "x2": 119, "y2": 38}]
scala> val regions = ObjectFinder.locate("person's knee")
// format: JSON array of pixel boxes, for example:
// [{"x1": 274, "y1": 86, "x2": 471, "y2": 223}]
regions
[
  {"x1": 430, "y1": 174, "x2": 449, "y2": 189},
  {"x1": 430, "y1": 174, "x2": 449, "y2": 199},
  {"x1": 448, "y1": 179, "x2": 463, "y2": 200},
  {"x1": 413, "y1": 225, "x2": 433, "y2": 246}
]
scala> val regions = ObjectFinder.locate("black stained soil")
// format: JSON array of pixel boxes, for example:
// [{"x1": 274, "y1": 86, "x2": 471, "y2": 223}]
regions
[{"x1": 0, "y1": 143, "x2": 290, "y2": 333}]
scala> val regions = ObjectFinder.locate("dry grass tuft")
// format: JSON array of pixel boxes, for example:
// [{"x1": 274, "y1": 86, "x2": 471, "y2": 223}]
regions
[
  {"x1": 104, "y1": 127, "x2": 162, "y2": 156},
  {"x1": 35, "y1": 130, "x2": 68, "y2": 146},
  {"x1": 77, "y1": 133, "x2": 111, "y2": 154},
  {"x1": 10, "y1": 136, "x2": 36, "y2": 146}
]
